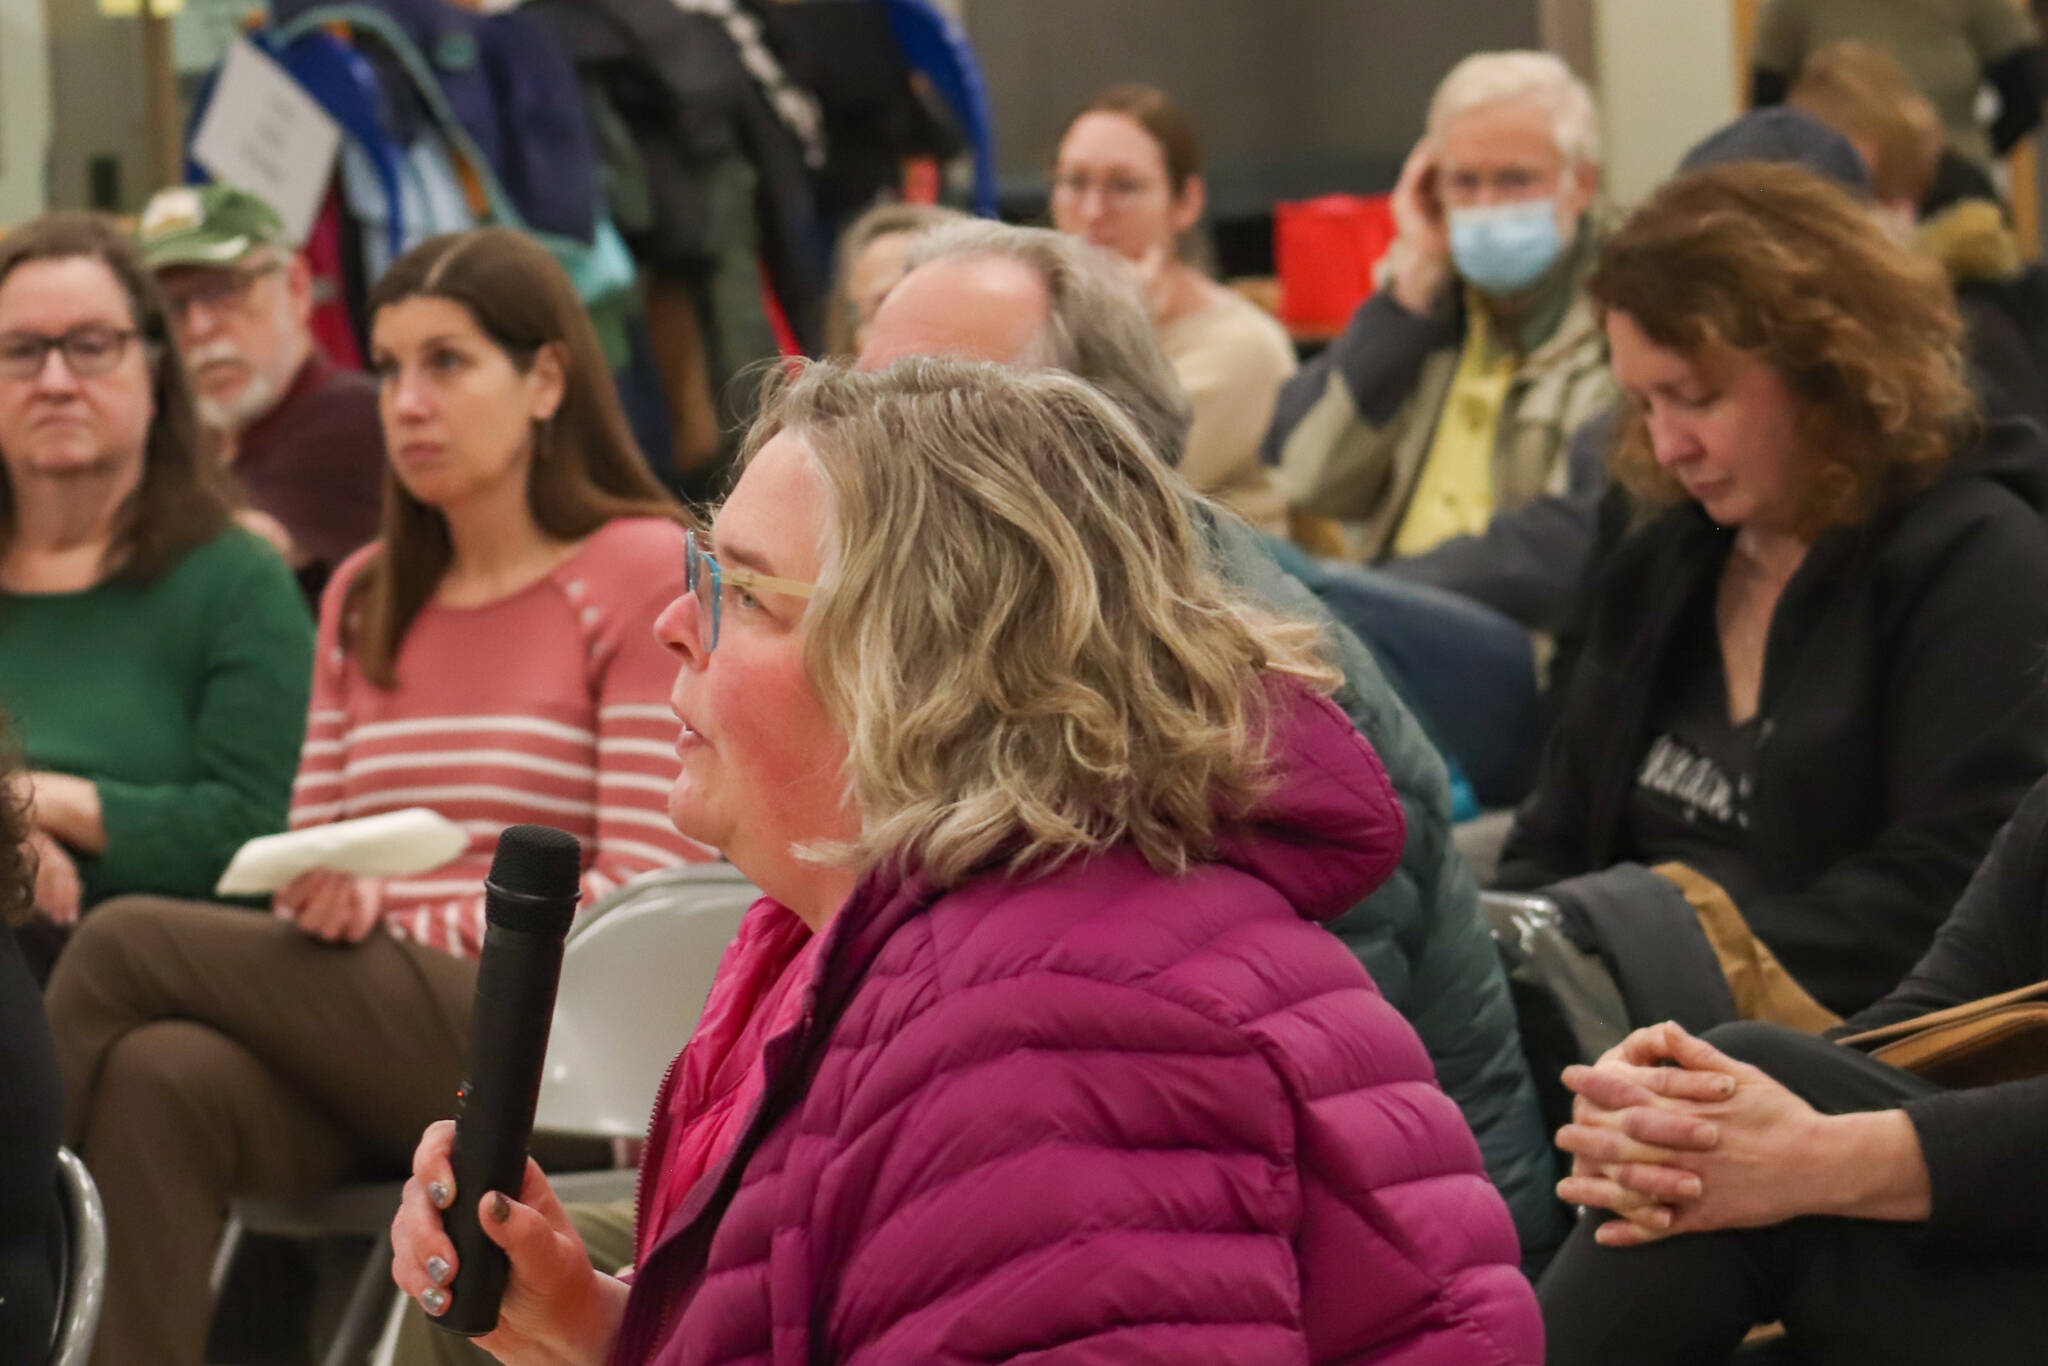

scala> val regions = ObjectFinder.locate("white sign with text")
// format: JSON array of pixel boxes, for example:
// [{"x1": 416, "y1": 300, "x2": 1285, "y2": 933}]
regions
[{"x1": 189, "y1": 36, "x2": 340, "y2": 244}]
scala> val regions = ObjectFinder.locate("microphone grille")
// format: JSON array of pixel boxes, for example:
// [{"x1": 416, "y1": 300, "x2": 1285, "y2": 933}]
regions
[{"x1": 488, "y1": 825, "x2": 583, "y2": 899}]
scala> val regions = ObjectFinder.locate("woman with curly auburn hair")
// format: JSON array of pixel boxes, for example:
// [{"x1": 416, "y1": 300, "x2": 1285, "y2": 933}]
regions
[
  {"x1": 390, "y1": 357, "x2": 1544, "y2": 1366},
  {"x1": 1497, "y1": 161, "x2": 2048, "y2": 1021}
]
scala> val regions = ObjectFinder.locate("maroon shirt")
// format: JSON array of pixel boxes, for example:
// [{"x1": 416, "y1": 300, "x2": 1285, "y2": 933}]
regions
[{"x1": 233, "y1": 353, "x2": 384, "y2": 600}]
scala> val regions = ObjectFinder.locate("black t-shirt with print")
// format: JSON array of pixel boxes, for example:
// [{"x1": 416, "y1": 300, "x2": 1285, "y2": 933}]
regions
[{"x1": 1626, "y1": 614, "x2": 1760, "y2": 906}]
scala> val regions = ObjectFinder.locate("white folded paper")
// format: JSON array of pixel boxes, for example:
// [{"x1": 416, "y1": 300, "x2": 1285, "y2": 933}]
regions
[{"x1": 215, "y1": 808, "x2": 470, "y2": 896}]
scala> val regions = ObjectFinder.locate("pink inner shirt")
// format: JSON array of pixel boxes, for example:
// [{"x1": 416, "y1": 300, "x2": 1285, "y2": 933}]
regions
[{"x1": 638, "y1": 902, "x2": 819, "y2": 1265}]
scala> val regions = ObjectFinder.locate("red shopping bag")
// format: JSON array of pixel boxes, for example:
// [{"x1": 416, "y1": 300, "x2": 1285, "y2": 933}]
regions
[{"x1": 1275, "y1": 194, "x2": 1396, "y2": 334}]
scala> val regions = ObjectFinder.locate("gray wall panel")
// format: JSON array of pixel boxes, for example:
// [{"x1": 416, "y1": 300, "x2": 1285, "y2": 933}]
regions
[{"x1": 969, "y1": 0, "x2": 1542, "y2": 216}]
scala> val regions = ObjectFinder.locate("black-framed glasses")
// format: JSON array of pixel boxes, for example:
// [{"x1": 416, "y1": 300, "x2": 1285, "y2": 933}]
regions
[
  {"x1": 158, "y1": 261, "x2": 284, "y2": 322},
  {"x1": 0, "y1": 326, "x2": 142, "y2": 382},
  {"x1": 683, "y1": 529, "x2": 814, "y2": 653}
]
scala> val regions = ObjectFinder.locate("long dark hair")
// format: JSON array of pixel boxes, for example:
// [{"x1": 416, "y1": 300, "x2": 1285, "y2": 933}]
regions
[
  {"x1": 0, "y1": 213, "x2": 234, "y2": 582},
  {"x1": 347, "y1": 228, "x2": 687, "y2": 686}
]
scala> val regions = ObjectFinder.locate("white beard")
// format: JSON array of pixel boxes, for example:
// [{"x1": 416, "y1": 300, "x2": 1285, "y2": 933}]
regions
[{"x1": 187, "y1": 342, "x2": 285, "y2": 434}]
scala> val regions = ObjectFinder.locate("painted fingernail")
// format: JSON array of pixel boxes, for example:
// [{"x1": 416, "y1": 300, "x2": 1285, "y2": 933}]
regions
[
  {"x1": 420, "y1": 1287, "x2": 448, "y2": 1316},
  {"x1": 425, "y1": 1256, "x2": 451, "y2": 1286},
  {"x1": 428, "y1": 1180, "x2": 451, "y2": 1209},
  {"x1": 489, "y1": 1192, "x2": 510, "y2": 1223}
]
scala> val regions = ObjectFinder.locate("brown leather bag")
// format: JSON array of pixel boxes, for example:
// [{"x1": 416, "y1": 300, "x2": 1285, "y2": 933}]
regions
[
  {"x1": 1651, "y1": 863, "x2": 1842, "y2": 1033},
  {"x1": 1837, "y1": 980, "x2": 2048, "y2": 1088}
]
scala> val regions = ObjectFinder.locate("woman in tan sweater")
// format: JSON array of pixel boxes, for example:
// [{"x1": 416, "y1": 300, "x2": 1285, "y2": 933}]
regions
[{"x1": 1049, "y1": 83, "x2": 1293, "y2": 534}]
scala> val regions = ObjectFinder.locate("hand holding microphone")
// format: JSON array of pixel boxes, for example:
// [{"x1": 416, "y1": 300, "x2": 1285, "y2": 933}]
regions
[{"x1": 427, "y1": 824, "x2": 582, "y2": 1337}]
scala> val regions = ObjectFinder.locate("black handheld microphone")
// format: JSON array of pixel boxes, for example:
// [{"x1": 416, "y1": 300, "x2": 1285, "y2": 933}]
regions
[{"x1": 435, "y1": 824, "x2": 582, "y2": 1337}]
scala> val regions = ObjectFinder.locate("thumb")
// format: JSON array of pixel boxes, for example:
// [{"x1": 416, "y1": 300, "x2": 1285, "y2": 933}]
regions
[
  {"x1": 474, "y1": 1188, "x2": 589, "y2": 1300},
  {"x1": 476, "y1": 1190, "x2": 559, "y2": 1264}
]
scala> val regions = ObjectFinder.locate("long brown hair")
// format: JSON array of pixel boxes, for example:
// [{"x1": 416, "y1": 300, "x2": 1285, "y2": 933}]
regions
[
  {"x1": 1590, "y1": 162, "x2": 1972, "y2": 535},
  {"x1": 0, "y1": 213, "x2": 233, "y2": 582},
  {"x1": 347, "y1": 228, "x2": 686, "y2": 686}
]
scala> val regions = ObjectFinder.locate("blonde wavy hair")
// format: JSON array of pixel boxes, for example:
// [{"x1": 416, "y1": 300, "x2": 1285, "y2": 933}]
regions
[
  {"x1": 1591, "y1": 161, "x2": 1973, "y2": 534},
  {"x1": 741, "y1": 357, "x2": 1338, "y2": 887}
]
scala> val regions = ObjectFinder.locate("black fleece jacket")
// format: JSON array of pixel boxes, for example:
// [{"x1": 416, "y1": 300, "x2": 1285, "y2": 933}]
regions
[
  {"x1": 1840, "y1": 773, "x2": 2048, "y2": 1253},
  {"x1": 1498, "y1": 419, "x2": 2048, "y2": 1017}
]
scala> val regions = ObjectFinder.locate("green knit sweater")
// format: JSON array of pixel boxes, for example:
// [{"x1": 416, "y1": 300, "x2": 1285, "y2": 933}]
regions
[{"x1": 0, "y1": 528, "x2": 313, "y2": 905}]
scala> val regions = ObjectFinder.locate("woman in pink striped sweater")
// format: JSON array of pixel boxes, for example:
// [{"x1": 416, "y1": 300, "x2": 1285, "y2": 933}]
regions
[{"x1": 46, "y1": 227, "x2": 712, "y2": 1366}]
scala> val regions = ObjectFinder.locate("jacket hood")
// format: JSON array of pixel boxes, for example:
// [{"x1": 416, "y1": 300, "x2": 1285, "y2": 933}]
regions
[
  {"x1": 1951, "y1": 414, "x2": 2048, "y2": 513},
  {"x1": 1208, "y1": 680, "x2": 1406, "y2": 925}
]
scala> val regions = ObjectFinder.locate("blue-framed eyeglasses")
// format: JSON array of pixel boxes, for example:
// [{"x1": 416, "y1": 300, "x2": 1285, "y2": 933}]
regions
[{"x1": 683, "y1": 529, "x2": 816, "y2": 652}]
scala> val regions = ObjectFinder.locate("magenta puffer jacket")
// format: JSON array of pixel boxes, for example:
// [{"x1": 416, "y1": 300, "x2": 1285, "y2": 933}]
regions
[{"x1": 613, "y1": 687, "x2": 1542, "y2": 1365}]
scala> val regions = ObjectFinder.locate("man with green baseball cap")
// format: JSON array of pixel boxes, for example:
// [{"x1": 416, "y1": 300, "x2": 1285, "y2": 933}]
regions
[
  {"x1": 137, "y1": 182, "x2": 383, "y2": 601},
  {"x1": 137, "y1": 183, "x2": 291, "y2": 270}
]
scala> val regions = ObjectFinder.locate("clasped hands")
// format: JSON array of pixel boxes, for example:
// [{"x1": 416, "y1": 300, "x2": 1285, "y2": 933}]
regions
[{"x1": 1555, "y1": 1021, "x2": 1852, "y2": 1248}]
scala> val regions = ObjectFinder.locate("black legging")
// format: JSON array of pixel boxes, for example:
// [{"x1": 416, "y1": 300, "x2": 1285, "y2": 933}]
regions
[{"x1": 1540, "y1": 1021, "x2": 2048, "y2": 1366}]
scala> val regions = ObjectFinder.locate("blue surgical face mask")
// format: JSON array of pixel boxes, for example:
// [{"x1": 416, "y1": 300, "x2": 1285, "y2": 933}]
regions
[{"x1": 1448, "y1": 198, "x2": 1566, "y2": 296}]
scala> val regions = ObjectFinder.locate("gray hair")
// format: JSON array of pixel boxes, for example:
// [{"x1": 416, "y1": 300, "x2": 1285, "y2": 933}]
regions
[
  {"x1": 824, "y1": 200, "x2": 966, "y2": 358},
  {"x1": 1427, "y1": 50, "x2": 1601, "y2": 168},
  {"x1": 899, "y1": 219, "x2": 1194, "y2": 466}
]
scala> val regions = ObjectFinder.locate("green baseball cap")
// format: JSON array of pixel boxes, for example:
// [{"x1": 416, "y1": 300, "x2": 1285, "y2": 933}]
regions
[{"x1": 136, "y1": 184, "x2": 289, "y2": 271}]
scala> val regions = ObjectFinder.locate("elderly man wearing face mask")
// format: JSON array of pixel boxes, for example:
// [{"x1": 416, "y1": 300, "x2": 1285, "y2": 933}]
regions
[
  {"x1": 1260, "y1": 52, "x2": 1617, "y2": 806},
  {"x1": 1267, "y1": 51, "x2": 1614, "y2": 570},
  {"x1": 139, "y1": 184, "x2": 384, "y2": 601}
]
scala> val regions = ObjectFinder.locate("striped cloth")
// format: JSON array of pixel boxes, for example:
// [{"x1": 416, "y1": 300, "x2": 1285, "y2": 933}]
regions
[{"x1": 291, "y1": 518, "x2": 712, "y2": 958}]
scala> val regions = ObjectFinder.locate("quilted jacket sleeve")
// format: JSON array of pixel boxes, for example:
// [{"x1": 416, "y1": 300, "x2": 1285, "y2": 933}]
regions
[{"x1": 807, "y1": 942, "x2": 1541, "y2": 1365}]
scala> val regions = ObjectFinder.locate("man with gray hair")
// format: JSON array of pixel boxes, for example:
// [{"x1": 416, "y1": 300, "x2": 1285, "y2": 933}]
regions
[
  {"x1": 138, "y1": 182, "x2": 384, "y2": 601},
  {"x1": 864, "y1": 218, "x2": 1562, "y2": 1257},
  {"x1": 1255, "y1": 51, "x2": 1617, "y2": 807},
  {"x1": 1265, "y1": 51, "x2": 1613, "y2": 583}
]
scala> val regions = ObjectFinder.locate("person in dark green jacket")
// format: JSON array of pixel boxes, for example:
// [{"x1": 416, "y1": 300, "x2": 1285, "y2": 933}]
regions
[
  {"x1": 0, "y1": 214, "x2": 311, "y2": 967},
  {"x1": 861, "y1": 218, "x2": 1562, "y2": 1255}
]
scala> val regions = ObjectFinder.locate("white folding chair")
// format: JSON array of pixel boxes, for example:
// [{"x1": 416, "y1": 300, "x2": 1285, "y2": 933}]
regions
[
  {"x1": 535, "y1": 862, "x2": 758, "y2": 1140},
  {"x1": 213, "y1": 863, "x2": 757, "y2": 1365},
  {"x1": 49, "y1": 1147, "x2": 107, "y2": 1366}
]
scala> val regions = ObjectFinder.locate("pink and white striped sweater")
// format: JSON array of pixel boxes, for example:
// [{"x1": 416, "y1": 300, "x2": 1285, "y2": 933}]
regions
[{"x1": 291, "y1": 518, "x2": 711, "y2": 958}]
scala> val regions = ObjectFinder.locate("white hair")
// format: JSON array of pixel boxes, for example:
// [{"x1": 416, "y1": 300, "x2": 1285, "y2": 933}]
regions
[{"x1": 1427, "y1": 50, "x2": 1601, "y2": 168}]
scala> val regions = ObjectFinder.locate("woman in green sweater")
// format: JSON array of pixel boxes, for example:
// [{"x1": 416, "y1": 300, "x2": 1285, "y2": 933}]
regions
[{"x1": 0, "y1": 213, "x2": 311, "y2": 965}]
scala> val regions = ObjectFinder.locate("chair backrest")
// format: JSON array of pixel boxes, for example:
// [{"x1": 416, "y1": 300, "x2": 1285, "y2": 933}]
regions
[
  {"x1": 532, "y1": 863, "x2": 759, "y2": 1139},
  {"x1": 1481, "y1": 889, "x2": 1629, "y2": 1144},
  {"x1": 49, "y1": 1148, "x2": 106, "y2": 1366}
]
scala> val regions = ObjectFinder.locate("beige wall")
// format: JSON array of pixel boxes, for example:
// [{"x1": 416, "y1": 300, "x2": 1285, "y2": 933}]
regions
[
  {"x1": 1, "y1": 0, "x2": 54, "y2": 224},
  {"x1": 1593, "y1": 0, "x2": 1740, "y2": 208},
  {"x1": 43, "y1": 0, "x2": 153, "y2": 213}
]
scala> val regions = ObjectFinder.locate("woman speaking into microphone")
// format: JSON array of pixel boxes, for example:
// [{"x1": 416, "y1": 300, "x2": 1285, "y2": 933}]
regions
[{"x1": 392, "y1": 358, "x2": 1541, "y2": 1366}]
